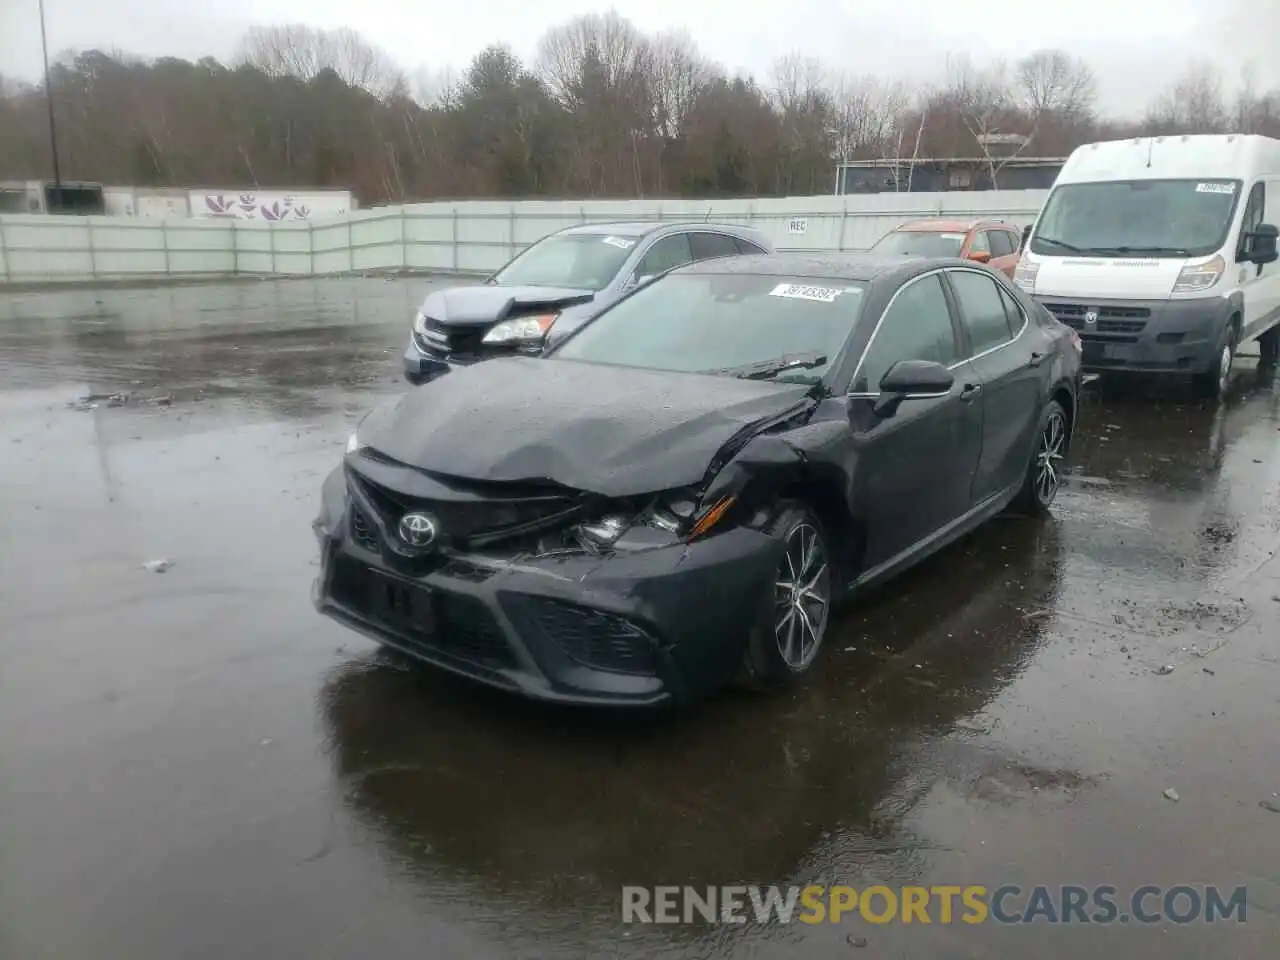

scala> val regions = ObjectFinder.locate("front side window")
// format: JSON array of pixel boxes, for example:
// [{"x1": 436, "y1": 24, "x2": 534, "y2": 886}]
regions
[
  {"x1": 988, "y1": 230, "x2": 1016, "y2": 257},
  {"x1": 1031, "y1": 179, "x2": 1241, "y2": 258},
  {"x1": 870, "y1": 230, "x2": 967, "y2": 258},
  {"x1": 689, "y1": 232, "x2": 741, "y2": 261},
  {"x1": 492, "y1": 233, "x2": 637, "y2": 290},
  {"x1": 948, "y1": 270, "x2": 1015, "y2": 353},
  {"x1": 553, "y1": 273, "x2": 867, "y2": 381},
  {"x1": 968, "y1": 230, "x2": 991, "y2": 254},
  {"x1": 1237, "y1": 182, "x2": 1266, "y2": 260},
  {"x1": 636, "y1": 233, "x2": 694, "y2": 278},
  {"x1": 853, "y1": 274, "x2": 959, "y2": 392}
]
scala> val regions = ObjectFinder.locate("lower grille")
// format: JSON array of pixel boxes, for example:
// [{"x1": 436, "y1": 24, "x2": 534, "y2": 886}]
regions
[
  {"x1": 504, "y1": 595, "x2": 657, "y2": 675},
  {"x1": 329, "y1": 555, "x2": 514, "y2": 668},
  {"x1": 1047, "y1": 303, "x2": 1149, "y2": 336}
]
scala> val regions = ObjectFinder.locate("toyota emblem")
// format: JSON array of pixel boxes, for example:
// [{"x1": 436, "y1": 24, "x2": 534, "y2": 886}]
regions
[
  {"x1": 397, "y1": 512, "x2": 439, "y2": 548},
  {"x1": 1083, "y1": 309, "x2": 1099, "y2": 325}
]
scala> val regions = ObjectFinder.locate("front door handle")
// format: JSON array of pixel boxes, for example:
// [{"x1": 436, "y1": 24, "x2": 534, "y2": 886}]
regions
[
  {"x1": 959, "y1": 382, "x2": 983, "y2": 402},
  {"x1": 1029, "y1": 351, "x2": 1047, "y2": 368}
]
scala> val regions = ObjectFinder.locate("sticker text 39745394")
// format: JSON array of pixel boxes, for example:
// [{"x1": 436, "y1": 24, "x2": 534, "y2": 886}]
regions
[{"x1": 769, "y1": 283, "x2": 845, "y2": 303}]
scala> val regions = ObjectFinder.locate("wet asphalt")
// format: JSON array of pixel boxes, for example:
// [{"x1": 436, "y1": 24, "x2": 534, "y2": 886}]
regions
[{"x1": 1, "y1": 277, "x2": 1279, "y2": 959}]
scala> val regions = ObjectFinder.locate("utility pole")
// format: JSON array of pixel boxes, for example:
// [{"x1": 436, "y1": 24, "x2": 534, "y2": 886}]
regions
[{"x1": 39, "y1": 0, "x2": 62, "y2": 188}]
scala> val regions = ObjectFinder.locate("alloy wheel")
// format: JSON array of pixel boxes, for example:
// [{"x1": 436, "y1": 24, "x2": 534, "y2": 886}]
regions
[
  {"x1": 1036, "y1": 409, "x2": 1067, "y2": 505},
  {"x1": 774, "y1": 522, "x2": 830, "y2": 670}
]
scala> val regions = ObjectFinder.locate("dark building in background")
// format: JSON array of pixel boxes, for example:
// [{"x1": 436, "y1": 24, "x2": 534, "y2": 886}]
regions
[{"x1": 835, "y1": 157, "x2": 1066, "y2": 195}]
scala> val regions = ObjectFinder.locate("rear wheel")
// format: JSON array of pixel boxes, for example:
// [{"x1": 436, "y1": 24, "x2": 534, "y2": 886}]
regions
[
  {"x1": 1012, "y1": 399, "x2": 1068, "y2": 514},
  {"x1": 1193, "y1": 323, "x2": 1236, "y2": 399},
  {"x1": 739, "y1": 503, "x2": 832, "y2": 690},
  {"x1": 1259, "y1": 326, "x2": 1280, "y2": 367}
]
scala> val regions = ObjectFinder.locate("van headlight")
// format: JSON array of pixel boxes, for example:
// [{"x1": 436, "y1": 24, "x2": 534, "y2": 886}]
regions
[
  {"x1": 1013, "y1": 258, "x2": 1039, "y2": 292},
  {"x1": 1172, "y1": 255, "x2": 1225, "y2": 294},
  {"x1": 482, "y1": 313, "x2": 558, "y2": 344}
]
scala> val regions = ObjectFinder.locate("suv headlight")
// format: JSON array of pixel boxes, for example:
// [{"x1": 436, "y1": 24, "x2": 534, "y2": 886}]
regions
[
  {"x1": 1013, "y1": 258, "x2": 1039, "y2": 292},
  {"x1": 1172, "y1": 255, "x2": 1225, "y2": 294},
  {"x1": 412, "y1": 310, "x2": 429, "y2": 335},
  {"x1": 482, "y1": 313, "x2": 558, "y2": 345}
]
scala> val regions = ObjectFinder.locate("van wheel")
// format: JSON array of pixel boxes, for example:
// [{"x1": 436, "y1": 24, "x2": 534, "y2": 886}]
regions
[
  {"x1": 1260, "y1": 327, "x2": 1280, "y2": 367},
  {"x1": 1193, "y1": 324, "x2": 1236, "y2": 399}
]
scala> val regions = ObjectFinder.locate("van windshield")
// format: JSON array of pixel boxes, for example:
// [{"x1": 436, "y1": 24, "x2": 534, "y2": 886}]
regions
[{"x1": 1030, "y1": 179, "x2": 1241, "y2": 258}]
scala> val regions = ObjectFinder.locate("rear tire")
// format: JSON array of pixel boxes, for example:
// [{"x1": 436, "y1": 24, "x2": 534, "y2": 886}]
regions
[
  {"x1": 1192, "y1": 323, "x2": 1236, "y2": 399},
  {"x1": 1259, "y1": 326, "x2": 1280, "y2": 367},
  {"x1": 739, "y1": 502, "x2": 832, "y2": 691},
  {"x1": 1012, "y1": 399, "x2": 1068, "y2": 514}
]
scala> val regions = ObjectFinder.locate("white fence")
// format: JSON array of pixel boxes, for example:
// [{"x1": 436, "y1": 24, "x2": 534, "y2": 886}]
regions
[{"x1": 0, "y1": 191, "x2": 1048, "y2": 285}]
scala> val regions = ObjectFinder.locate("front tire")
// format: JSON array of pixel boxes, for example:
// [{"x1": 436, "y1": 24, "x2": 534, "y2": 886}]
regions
[
  {"x1": 1012, "y1": 399, "x2": 1068, "y2": 514},
  {"x1": 1259, "y1": 326, "x2": 1280, "y2": 367},
  {"x1": 739, "y1": 502, "x2": 832, "y2": 690},
  {"x1": 1193, "y1": 323, "x2": 1236, "y2": 399}
]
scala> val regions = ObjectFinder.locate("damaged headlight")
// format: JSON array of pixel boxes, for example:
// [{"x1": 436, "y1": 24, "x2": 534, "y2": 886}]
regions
[
  {"x1": 482, "y1": 313, "x2": 559, "y2": 345},
  {"x1": 572, "y1": 491, "x2": 712, "y2": 550},
  {"x1": 345, "y1": 430, "x2": 361, "y2": 454}
]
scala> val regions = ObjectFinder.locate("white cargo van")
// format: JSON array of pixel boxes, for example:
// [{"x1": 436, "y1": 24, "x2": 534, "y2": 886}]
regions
[{"x1": 1015, "y1": 135, "x2": 1280, "y2": 397}]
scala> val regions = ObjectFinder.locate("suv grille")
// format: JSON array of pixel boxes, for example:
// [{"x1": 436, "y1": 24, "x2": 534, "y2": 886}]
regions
[{"x1": 350, "y1": 505, "x2": 381, "y2": 552}]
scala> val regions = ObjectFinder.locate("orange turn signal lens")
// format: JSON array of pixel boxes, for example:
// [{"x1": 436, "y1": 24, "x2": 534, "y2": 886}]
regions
[{"x1": 687, "y1": 495, "x2": 737, "y2": 540}]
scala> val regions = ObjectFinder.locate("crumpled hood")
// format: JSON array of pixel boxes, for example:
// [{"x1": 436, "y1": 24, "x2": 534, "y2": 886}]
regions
[
  {"x1": 359, "y1": 358, "x2": 814, "y2": 497},
  {"x1": 420, "y1": 284, "x2": 595, "y2": 329}
]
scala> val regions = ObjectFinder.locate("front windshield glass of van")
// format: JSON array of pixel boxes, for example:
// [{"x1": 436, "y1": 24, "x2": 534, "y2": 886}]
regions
[
  {"x1": 491, "y1": 233, "x2": 636, "y2": 290},
  {"x1": 870, "y1": 230, "x2": 967, "y2": 257},
  {"x1": 1030, "y1": 179, "x2": 1241, "y2": 258}
]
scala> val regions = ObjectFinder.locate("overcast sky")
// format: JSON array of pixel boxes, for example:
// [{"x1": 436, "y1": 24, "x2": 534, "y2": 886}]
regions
[{"x1": 1, "y1": 0, "x2": 1274, "y2": 117}]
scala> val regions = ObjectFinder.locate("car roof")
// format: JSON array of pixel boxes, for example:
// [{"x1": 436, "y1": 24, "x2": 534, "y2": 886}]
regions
[
  {"x1": 674, "y1": 252, "x2": 970, "y2": 283},
  {"x1": 895, "y1": 218, "x2": 1013, "y2": 233},
  {"x1": 558, "y1": 221, "x2": 761, "y2": 238}
]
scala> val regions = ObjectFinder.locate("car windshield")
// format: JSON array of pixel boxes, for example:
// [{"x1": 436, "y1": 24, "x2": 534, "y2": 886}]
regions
[
  {"x1": 871, "y1": 230, "x2": 967, "y2": 257},
  {"x1": 551, "y1": 273, "x2": 867, "y2": 381},
  {"x1": 490, "y1": 233, "x2": 637, "y2": 290},
  {"x1": 1030, "y1": 179, "x2": 1241, "y2": 258}
]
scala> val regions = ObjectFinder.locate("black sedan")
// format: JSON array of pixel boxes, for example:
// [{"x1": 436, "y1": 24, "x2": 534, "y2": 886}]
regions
[{"x1": 314, "y1": 254, "x2": 1081, "y2": 706}]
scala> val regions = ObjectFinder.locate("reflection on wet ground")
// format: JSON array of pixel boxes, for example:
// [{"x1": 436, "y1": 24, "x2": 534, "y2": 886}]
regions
[{"x1": 2, "y1": 278, "x2": 1279, "y2": 959}]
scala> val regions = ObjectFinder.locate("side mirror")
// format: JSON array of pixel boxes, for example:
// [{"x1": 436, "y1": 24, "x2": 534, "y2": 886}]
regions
[
  {"x1": 1020, "y1": 225, "x2": 1032, "y2": 249},
  {"x1": 968, "y1": 250, "x2": 992, "y2": 264},
  {"x1": 1247, "y1": 223, "x2": 1278, "y2": 265},
  {"x1": 872, "y1": 360, "x2": 955, "y2": 417}
]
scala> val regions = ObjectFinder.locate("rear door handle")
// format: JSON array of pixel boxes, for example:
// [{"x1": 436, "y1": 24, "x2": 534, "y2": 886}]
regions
[
  {"x1": 959, "y1": 382, "x2": 983, "y2": 402},
  {"x1": 1029, "y1": 351, "x2": 1047, "y2": 368}
]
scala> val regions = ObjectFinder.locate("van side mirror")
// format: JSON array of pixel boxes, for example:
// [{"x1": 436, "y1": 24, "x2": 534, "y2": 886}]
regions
[
  {"x1": 1247, "y1": 223, "x2": 1278, "y2": 265},
  {"x1": 1020, "y1": 225, "x2": 1032, "y2": 249}
]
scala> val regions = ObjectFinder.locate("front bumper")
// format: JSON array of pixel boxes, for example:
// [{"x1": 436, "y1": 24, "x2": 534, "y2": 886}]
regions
[
  {"x1": 403, "y1": 332, "x2": 545, "y2": 385},
  {"x1": 1034, "y1": 295, "x2": 1233, "y2": 376},
  {"x1": 312, "y1": 468, "x2": 779, "y2": 706}
]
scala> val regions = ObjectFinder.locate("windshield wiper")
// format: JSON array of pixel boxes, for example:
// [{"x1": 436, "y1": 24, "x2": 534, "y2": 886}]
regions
[
  {"x1": 1034, "y1": 236, "x2": 1086, "y2": 254},
  {"x1": 705, "y1": 352, "x2": 828, "y2": 380},
  {"x1": 1096, "y1": 245, "x2": 1192, "y2": 257}
]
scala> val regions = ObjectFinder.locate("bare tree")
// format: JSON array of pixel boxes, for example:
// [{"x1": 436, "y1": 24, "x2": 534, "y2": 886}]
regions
[
  {"x1": 827, "y1": 74, "x2": 909, "y2": 161},
  {"x1": 1016, "y1": 49, "x2": 1096, "y2": 120},
  {"x1": 943, "y1": 54, "x2": 1037, "y2": 187},
  {"x1": 235, "y1": 25, "x2": 404, "y2": 99},
  {"x1": 649, "y1": 29, "x2": 714, "y2": 140},
  {"x1": 1145, "y1": 63, "x2": 1229, "y2": 134}
]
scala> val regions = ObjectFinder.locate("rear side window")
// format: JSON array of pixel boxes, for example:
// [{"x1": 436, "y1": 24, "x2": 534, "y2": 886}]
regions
[
  {"x1": 689, "y1": 232, "x2": 742, "y2": 261},
  {"x1": 988, "y1": 230, "x2": 1016, "y2": 257},
  {"x1": 997, "y1": 285, "x2": 1025, "y2": 334},
  {"x1": 734, "y1": 237, "x2": 767, "y2": 254},
  {"x1": 854, "y1": 274, "x2": 959, "y2": 392},
  {"x1": 948, "y1": 269, "x2": 1014, "y2": 353}
]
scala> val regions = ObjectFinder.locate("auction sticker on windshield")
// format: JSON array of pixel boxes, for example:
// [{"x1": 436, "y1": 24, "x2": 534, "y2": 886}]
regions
[
  {"x1": 770, "y1": 283, "x2": 846, "y2": 303},
  {"x1": 602, "y1": 236, "x2": 637, "y2": 249},
  {"x1": 1195, "y1": 182, "x2": 1236, "y2": 194}
]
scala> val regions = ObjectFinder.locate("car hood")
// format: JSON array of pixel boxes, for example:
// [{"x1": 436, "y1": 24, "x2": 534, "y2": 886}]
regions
[
  {"x1": 420, "y1": 284, "x2": 596, "y2": 329},
  {"x1": 358, "y1": 358, "x2": 814, "y2": 497}
]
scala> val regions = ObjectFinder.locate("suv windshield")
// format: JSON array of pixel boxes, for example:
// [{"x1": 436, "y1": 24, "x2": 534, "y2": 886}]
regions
[
  {"x1": 871, "y1": 230, "x2": 967, "y2": 257},
  {"x1": 552, "y1": 273, "x2": 867, "y2": 381},
  {"x1": 1030, "y1": 179, "x2": 1241, "y2": 258},
  {"x1": 492, "y1": 233, "x2": 637, "y2": 290}
]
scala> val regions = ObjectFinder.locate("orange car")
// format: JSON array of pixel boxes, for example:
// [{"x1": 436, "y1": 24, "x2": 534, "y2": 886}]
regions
[{"x1": 867, "y1": 218, "x2": 1025, "y2": 279}]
